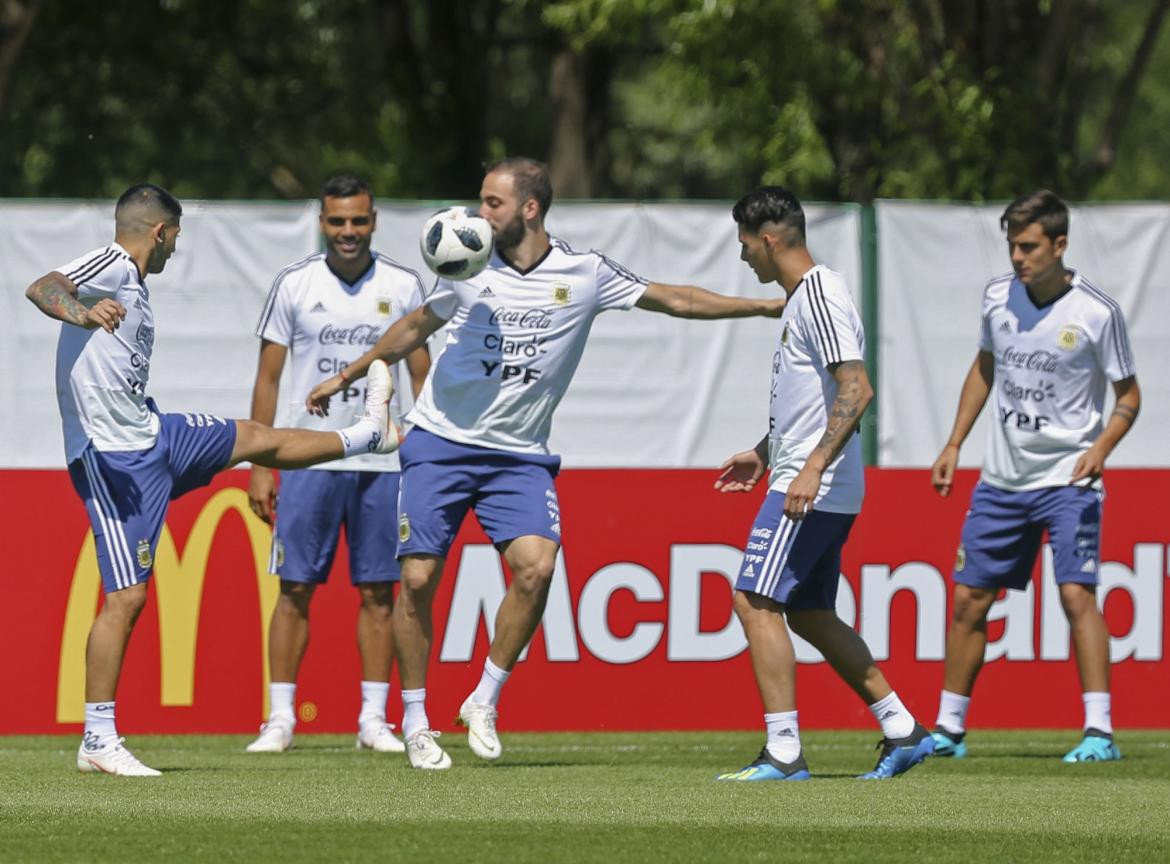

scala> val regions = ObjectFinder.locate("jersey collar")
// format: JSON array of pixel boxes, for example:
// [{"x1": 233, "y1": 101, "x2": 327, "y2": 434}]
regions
[
  {"x1": 790, "y1": 263, "x2": 826, "y2": 296},
  {"x1": 326, "y1": 255, "x2": 376, "y2": 293},
  {"x1": 1020, "y1": 268, "x2": 1078, "y2": 310},
  {"x1": 497, "y1": 243, "x2": 553, "y2": 276}
]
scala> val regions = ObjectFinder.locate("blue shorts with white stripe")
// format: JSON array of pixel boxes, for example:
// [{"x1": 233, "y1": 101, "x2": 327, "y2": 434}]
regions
[
  {"x1": 67, "y1": 407, "x2": 236, "y2": 593},
  {"x1": 735, "y1": 492, "x2": 856, "y2": 609}
]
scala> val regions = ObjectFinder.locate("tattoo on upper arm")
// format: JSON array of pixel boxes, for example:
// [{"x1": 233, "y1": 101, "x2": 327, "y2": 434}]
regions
[
  {"x1": 28, "y1": 275, "x2": 87, "y2": 326},
  {"x1": 1111, "y1": 403, "x2": 1138, "y2": 424},
  {"x1": 813, "y1": 361, "x2": 869, "y2": 464}
]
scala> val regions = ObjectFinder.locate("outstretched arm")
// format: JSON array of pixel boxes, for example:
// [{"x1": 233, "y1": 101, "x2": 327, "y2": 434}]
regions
[
  {"x1": 247, "y1": 340, "x2": 288, "y2": 525},
  {"x1": 1070, "y1": 375, "x2": 1141, "y2": 485},
  {"x1": 307, "y1": 304, "x2": 445, "y2": 415},
  {"x1": 25, "y1": 271, "x2": 125, "y2": 333},
  {"x1": 784, "y1": 360, "x2": 873, "y2": 520},
  {"x1": 635, "y1": 281, "x2": 785, "y2": 319},
  {"x1": 931, "y1": 351, "x2": 994, "y2": 497}
]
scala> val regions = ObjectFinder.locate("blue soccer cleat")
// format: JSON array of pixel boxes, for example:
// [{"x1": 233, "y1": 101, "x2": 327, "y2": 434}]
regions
[
  {"x1": 859, "y1": 722, "x2": 935, "y2": 779},
  {"x1": 1062, "y1": 729, "x2": 1121, "y2": 763},
  {"x1": 930, "y1": 727, "x2": 968, "y2": 758},
  {"x1": 717, "y1": 748, "x2": 811, "y2": 781}
]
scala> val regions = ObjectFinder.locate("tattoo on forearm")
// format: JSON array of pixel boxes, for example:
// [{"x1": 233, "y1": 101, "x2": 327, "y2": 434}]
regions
[
  {"x1": 28, "y1": 276, "x2": 87, "y2": 326},
  {"x1": 1111, "y1": 404, "x2": 1138, "y2": 425},
  {"x1": 812, "y1": 362, "x2": 868, "y2": 466}
]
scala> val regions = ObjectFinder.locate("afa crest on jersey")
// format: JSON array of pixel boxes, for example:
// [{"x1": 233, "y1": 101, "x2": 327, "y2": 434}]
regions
[
  {"x1": 1058, "y1": 325, "x2": 1082, "y2": 350},
  {"x1": 551, "y1": 282, "x2": 572, "y2": 306},
  {"x1": 136, "y1": 539, "x2": 153, "y2": 569},
  {"x1": 377, "y1": 297, "x2": 392, "y2": 316}
]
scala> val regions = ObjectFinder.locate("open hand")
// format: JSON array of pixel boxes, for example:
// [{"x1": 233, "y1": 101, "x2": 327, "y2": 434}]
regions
[
  {"x1": 715, "y1": 449, "x2": 766, "y2": 493},
  {"x1": 306, "y1": 374, "x2": 345, "y2": 416},
  {"x1": 85, "y1": 298, "x2": 126, "y2": 333}
]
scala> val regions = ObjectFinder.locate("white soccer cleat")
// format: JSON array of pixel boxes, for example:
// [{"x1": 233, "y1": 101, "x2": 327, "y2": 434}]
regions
[
  {"x1": 77, "y1": 736, "x2": 161, "y2": 777},
  {"x1": 457, "y1": 696, "x2": 502, "y2": 761},
  {"x1": 245, "y1": 720, "x2": 294, "y2": 753},
  {"x1": 405, "y1": 729, "x2": 452, "y2": 770},
  {"x1": 363, "y1": 359, "x2": 400, "y2": 455},
  {"x1": 357, "y1": 720, "x2": 406, "y2": 753}
]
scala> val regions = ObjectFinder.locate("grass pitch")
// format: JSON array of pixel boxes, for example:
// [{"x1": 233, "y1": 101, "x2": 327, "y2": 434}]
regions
[{"x1": 1, "y1": 730, "x2": 1167, "y2": 863}]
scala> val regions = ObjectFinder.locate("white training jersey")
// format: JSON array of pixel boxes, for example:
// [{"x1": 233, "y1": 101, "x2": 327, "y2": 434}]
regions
[
  {"x1": 411, "y1": 238, "x2": 648, "y2": 454},
  {"x1": 255, "y1": 252, "x2": 426, "y2": 471},
  {"x1": 767, "y1": 265, "x2": 865, "y2": 513},
  {"x1": 978, "y1": 271, "x2": 1136, "y2": 491},
  {"x1": 54, "y1": 243, "x2": 160, "y2": 462}
]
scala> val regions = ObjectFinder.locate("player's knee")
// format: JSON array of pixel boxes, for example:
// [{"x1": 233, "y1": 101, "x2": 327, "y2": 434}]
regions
[
  {"x1": 278, "y1": 581, "x2": 315, "y2": 614},
  {"x1": 733, "y1": 590, "x2": 780, "y2": 629},
  {"x1": 398, "y1": 567, "x2": 439, "y2": 598},
  {"x1": 511, "y1": 557, "x2": 554, "y2": 597},
  {"x1": 787, "y1": 608, "x2": 832, "y2": 641},
  {"x1": 1059, "y1": 583, "x2": 1099, "y2": 619},
  {"x1": 951, "y1": 586, "x2": 994, "y2": 625},
  {"x1": 101, "y1": 583, "x2": 149, "y2": 624},
  {"x1": 358, "y1": 582, "x2": 394, "y2": 613}
]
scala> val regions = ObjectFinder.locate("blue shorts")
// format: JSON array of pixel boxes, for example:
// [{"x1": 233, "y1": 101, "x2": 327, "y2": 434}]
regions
[
  {"x1": 271, "y1": 469, "x2": 401, "y2": 585},
  {"x1": 68, "y1": 409, "x2": 237, "y2": 593},
  {"x1": 396, "y1": 427, "x2": 562, "y2": 557},
  {"x1": 954, "y1": 482, "x2": 1102, "y2": 591},
  {"x1": 734, "y1": 492, "x2": 856, "y2": 610}
]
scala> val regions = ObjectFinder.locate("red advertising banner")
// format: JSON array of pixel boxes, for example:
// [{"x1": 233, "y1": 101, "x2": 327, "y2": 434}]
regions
[{"x1": 2, "y1": 468, "x2": 1166, "y2": 734}]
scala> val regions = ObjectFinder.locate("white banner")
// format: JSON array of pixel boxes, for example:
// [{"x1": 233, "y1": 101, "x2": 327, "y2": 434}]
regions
[
  {"x1": 876, "y1": 201, "x2": 1169, "y2": 467},
  {"x1": 3, "y1": 200, "x2": 860, "y2": 469}
]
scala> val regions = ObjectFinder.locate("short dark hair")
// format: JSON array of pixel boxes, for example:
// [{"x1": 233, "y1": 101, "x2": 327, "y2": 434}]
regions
[
  {"x1": 485, "y1": 157, "x2": 553, "y2": 217},
  {"x1": 1000, "y1": 190, "x2": 1068, "y2": 240},
  {"x1": 732, "y1": 186, "x2": 806, "y2": 244},
  {"x1": 115, "y1": 183, "x2": 182, "y2": 223},
  {"x1": 320, "y1": 175, "x2": 373, "y2": 207}
]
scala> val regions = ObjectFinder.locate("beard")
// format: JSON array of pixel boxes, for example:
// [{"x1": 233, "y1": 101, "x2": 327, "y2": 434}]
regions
[{"x1": 493, "y1": 211, "x2": 526, "y2": 252}]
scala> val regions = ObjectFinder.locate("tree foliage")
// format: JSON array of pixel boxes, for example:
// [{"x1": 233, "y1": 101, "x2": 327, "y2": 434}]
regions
[{"x1": 2, "y1": 0, "x2": 1169, "y2": 201}]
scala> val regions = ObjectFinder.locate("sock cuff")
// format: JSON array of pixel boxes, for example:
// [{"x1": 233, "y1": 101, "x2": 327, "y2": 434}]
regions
[
  {"x1": 484, "y1": 658, "x2": 511, "y2": 683},
  {"x1": 764, "y1": 711, "x2": 798, "y2": 724},
  {"x1": 401, "y1": 688, "x2": 427, "y2": 705},
  {"x1": 870, "y1": 691, "x2": 902, "y2": 713}
]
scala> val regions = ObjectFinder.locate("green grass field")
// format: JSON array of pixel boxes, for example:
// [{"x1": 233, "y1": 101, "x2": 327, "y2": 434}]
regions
[{"x1": 2, "y1": 731, "x2": 1167, "y2": 863}]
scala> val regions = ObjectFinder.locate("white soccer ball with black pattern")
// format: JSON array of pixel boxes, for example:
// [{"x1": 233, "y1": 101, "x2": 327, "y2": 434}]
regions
[{"x1": 419, "y1": 206, "x2": 494, "y2": 280}]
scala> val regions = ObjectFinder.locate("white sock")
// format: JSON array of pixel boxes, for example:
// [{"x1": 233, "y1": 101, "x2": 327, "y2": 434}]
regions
[
  {"x1": 359, "y1": 680, "x2": 390, "y2": 727},
  {"x1": 470, "y1": 658, "x2": 511, "y2": 708},
  {"x1": 764, "y1": 710, "x2": 801, "y2": 762},
  {"x1": 335, "y1": 419, "x2": 381, "y2": 458},
  {"x1": 1083, "y1": 691, "x2": 1112, "y2": 735},
  {"x1": 401, "y1": 688, "x2": 428, "y2": 739},
  {"x1": 936, "y1": 690, "x2": 971, "y2": 735},
  {"x1": 84, "y1": 701, "x2": 117, "y2": 745},
  {"x1": 269, "y1": 681, "x2": 296, "y2": 726},
  {"x1": 870, "y1": 691, "x2": 916, "y2": 740}
]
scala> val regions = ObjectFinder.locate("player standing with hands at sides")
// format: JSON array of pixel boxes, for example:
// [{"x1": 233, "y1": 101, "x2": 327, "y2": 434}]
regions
[
  {"x1": 26, "y1": 183, "x2": 399, "y2": 776},
  {"x1": 715, "y1": 186, "x2": 934, "y2": 782},
  {"x1": 307, "y1": 157, "x2": 785, "y2": 770},
  {"x1": 929, "y1": 190, "x2": 1140, "y2": 763},
  {"x1": 245, "y1": 177, "x2": 431, "y2": 755}
]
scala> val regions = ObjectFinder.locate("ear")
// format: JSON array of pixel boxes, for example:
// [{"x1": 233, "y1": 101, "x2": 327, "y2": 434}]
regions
[
  {"x1": 153, "y1": 222, "x2": 168, "y2": 244},
  {"x1": 1053, "y1": 234, "x2": 1068, "y2": 257},
  {"x1": 522, "y1": 197, "x2": 541, "y2": 222}
]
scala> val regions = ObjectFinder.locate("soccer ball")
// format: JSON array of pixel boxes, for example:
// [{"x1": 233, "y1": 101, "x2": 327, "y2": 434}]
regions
[{"x1": 419, "y1": 207, "x2": 493, "y2": 280}]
